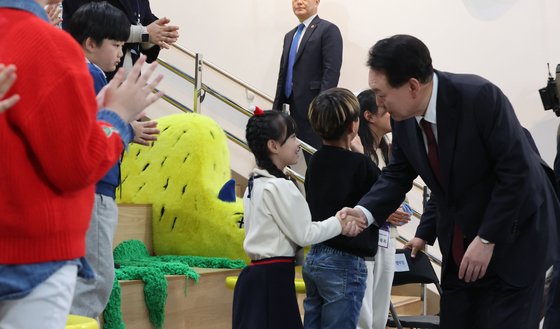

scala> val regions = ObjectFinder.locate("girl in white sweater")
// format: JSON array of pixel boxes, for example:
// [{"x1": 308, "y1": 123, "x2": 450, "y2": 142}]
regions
[{"x1": 232, "y1": 108, "x2": 363, "y2": 329}]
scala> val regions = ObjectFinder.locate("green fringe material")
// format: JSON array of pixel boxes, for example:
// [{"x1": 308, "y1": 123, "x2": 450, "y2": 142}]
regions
[{"x1": 103, "y1": 240, "x2": 246, "y2": 329}]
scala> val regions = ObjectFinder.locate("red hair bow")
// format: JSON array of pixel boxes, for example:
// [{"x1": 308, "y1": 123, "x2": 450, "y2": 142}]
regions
[{"x1": 252, "y1": 105, "x2": 265, "y2": 117}]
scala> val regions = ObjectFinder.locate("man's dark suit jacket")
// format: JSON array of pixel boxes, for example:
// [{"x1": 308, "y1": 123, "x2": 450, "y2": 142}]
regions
[
  {"x1": 62, "y1": 0, "x2": 160, "y2": 66},
  {"x1": 359, "y1": 71, "x2": 560, "y2": 288},
  {"x1": 273, "y1": 15, "x2": 342, "y2": 150}
]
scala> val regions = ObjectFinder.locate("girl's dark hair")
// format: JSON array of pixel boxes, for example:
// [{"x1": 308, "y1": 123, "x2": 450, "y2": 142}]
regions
[
  {"x1": 69, "y1": 1, "x2": 130, "y2": 46},
  {"x1": 245, "y1": 110, "x2": 297, "y2": 179},
  {"x1": 357, "y1": 89, "x2": 389, "y2": 166}
]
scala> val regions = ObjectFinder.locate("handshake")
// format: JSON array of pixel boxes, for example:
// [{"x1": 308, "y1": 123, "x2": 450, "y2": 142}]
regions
[{"x1": 335, "y1": 207, "x2": 368, "y2": 237}]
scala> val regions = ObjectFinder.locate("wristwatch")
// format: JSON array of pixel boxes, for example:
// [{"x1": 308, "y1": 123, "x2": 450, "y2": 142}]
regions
[
  {"x1": 141, "y1": 32, "x2": 150, "y2": 42},
  {"x1": 479, "y1": 236, "x2": 491, "y2": 244}
]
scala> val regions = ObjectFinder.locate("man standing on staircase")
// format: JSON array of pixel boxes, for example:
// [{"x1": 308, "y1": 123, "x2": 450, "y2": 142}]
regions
[{"x1": 273, "y1": 0, "x2": 343, "y2": 163}]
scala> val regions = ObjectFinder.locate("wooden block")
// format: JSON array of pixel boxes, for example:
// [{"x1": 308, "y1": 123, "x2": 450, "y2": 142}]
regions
[
  {"x1": 116, "y1": 268, "x2": 241, "y2": 329},
  {"x1": 115, "y1": 204, "x2": 152, "y2": 254}
]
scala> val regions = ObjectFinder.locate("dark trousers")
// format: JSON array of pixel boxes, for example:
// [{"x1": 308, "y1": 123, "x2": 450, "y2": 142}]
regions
[{"x1": 439, "y1": 262, "x2": 544, "y2": 329}]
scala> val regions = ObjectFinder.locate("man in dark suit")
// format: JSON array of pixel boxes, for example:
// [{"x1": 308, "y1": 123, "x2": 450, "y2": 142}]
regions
[
  {"x1": 544, "y1": 125, "x2": 560, "y2": 329},
  {"x1": 273, "y1": 0, "x2": 342, "y2": 161},
  {"x1": 62, "y1": 0, "x2": 178, "y2": 77},
  {"x1": 342, "y1": 34, "x2": 559, "y2": 329}
]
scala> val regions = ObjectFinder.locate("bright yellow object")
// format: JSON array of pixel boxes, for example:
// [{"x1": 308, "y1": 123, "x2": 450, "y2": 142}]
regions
[
  {"x1": 119, "y1": 113, "x2": 247, "y2": 262},
  {"x1": 66, "y1": 315, "x2": 98, "y2": 329},
  {"x1": 225, "y1": 276, "x2": 307, "y2": 294}
]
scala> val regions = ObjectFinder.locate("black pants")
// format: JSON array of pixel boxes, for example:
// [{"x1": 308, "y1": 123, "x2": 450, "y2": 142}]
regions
[{"x1": 439, "y1": 262, "x2": 544, "y2": 329}]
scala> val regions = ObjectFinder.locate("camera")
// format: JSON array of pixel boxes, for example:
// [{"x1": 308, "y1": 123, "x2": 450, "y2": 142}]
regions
[{"x1": 539, "y1": 63, "x2": 560, "y2": 117}]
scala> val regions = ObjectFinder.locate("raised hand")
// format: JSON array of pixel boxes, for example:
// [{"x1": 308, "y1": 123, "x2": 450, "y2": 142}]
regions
[
  {"x1": 45, "y1": 1, "x2": 62, "y2": 27},
  {"x1": 146, "y1": 17, "x2": 179, "y2": 49},
  {"x1": 387, "y1": 207, "x2": 412, "y2": 226},
  {"x1": 101, "y1": 56, "x2": 164, "y2": 123},
  {"x1": 0, "y1": 64, "x2": 20, "y2": 113}
]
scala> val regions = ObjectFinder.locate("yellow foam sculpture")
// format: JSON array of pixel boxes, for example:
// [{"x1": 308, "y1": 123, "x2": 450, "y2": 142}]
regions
[{"x1": 118, "y1": 113, "x2": 247, "y2": 262}]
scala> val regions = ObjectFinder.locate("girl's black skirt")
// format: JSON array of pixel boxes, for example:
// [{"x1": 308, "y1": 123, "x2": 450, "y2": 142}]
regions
[{"x1": 232, "y1": 257, "x2": 302, "y2": 329}]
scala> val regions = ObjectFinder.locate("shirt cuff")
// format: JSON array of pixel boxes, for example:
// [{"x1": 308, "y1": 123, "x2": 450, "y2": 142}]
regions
[
  {"x1": 128, "y1": 24, "x2": 143, "y2": 43},
  {"x1": 356, "y1": 205, "x2": 375, "y2": 227},
  {"x1": 97, "y1": 109, "x2": 132, "y2": 145}
]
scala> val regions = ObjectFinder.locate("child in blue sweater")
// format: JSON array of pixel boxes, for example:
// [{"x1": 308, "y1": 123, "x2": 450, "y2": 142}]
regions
[{"x1": 68, "y1": 1, "x2": 159, "y2": 320}]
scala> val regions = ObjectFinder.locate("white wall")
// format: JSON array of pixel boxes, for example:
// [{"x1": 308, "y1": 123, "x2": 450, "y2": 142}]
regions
[{"x1": 150, "y1": 0, "x2": 560, "y2": 165}]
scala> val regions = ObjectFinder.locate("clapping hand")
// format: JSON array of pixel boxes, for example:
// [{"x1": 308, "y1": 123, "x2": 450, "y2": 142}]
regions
[
  {"x1": 146, "y1": 17, "x2": 179, "y2": 49},
  {"x1": 0, "y1": 64, "x2": 20, "y2": 113},
  {"x1": 99, "y1": 56, "x2": 164, "y2": 123},
  {"x1": 45, "y1": 1, "x2": 62, "y2": 27}
]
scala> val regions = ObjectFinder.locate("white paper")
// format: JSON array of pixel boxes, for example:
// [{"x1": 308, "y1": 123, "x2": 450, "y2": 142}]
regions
[{"x1": 395, "y1": 253, "x2": 410, "y2": 272}]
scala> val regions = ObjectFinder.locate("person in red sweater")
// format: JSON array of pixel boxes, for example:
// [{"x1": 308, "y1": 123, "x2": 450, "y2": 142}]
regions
[
  {"x1": 0, "y1": 0, "x2": 164, "y2": 327},
  {"x1": 0, "y1": 64, "x2": 19, "y2": 113}
]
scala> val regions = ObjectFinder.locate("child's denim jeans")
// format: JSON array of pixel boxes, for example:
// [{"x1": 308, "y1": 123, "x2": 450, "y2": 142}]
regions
[{"x1": 303, "y1": 243, "x2": 368, "y2": 329}]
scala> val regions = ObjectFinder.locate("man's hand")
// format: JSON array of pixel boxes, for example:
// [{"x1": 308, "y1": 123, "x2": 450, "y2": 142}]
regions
[
  {"x1": 458, "y1": 236, "x2": 494, "y2": 282},
  {"x1": 387, "y1": 207, "x2": 411, "y2": 226},
  {"x1": 405, "y1": 237, "x2": 426, "y2": 258},
  {"x1": 339, "y1": 207, "x2": 368, "y2": 230},
  {"x1": 336, "y1": 211, "x2": 363, "y2": 237},
  {"x1": 0, "y1": 64, "x2": 20, "y2": 113},
  {"x1": 131, "y1": 119, "x2": 159, "y2": 146},
  {"x1": 102, "y1": 56, "x2": 164, "y2": 123},
  {"x1": 146, "y1": 17, "x2": 179, "y2": 49}
]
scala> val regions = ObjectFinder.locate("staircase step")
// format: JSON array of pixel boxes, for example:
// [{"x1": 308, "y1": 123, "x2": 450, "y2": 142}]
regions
[{"x1": 392, "y1": 295, "x2": 422, "y2": 316}]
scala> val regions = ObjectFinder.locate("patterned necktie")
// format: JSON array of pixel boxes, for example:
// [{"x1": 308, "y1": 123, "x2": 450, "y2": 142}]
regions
[
  {"x1": 420, "y1": 118, "x2": 465, "y2": 266},
  {"x1": 284, "y1": 23, "x2": 305, "y2": 98}
]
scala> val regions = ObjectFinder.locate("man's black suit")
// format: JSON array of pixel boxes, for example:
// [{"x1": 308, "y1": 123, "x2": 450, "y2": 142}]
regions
[
  {"x1": 273, "y1": 15, "x2": 342, "y2": 152},
  {"x1": 359, "y1": 71, "x2": 560, "y2": 328}
]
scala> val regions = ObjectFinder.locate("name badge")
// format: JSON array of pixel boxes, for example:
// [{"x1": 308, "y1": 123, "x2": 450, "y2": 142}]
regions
[{"x1": 378, "y1": 227, "x2": 390, "y2": 248}]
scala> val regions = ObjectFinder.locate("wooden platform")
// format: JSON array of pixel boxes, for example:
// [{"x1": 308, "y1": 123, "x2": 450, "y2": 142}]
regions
[{"x1": 117, "y1": 268, "x2": 240, "y2": 329}]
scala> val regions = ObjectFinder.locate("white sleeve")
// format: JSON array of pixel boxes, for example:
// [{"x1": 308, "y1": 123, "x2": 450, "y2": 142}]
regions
[
  {"x1": 262, "y1": 180, "x2": 342, "y2": 247},
  {"x1": 128, "y1": 25, "x2": 143, "y2": 43}
]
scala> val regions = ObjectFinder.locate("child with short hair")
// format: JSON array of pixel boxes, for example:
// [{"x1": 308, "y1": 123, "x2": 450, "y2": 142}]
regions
[
  {"x1": 233, "y1": 109, "x2": 364, "y2": 329},
  {"x1": 68, "y1": 1, "x2": 159, "y2": 319},
  {"x1": 303, "y1": 88, "x2": 380, "y2": 329}
]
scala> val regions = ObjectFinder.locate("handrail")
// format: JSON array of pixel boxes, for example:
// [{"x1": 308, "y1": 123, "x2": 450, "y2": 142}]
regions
[
  {"x1": 156, "y1": 57, "x2": 317, "y2": 157},
  {"x1": 171, "y1": 44, "x2": 274, "y2": 103}
]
